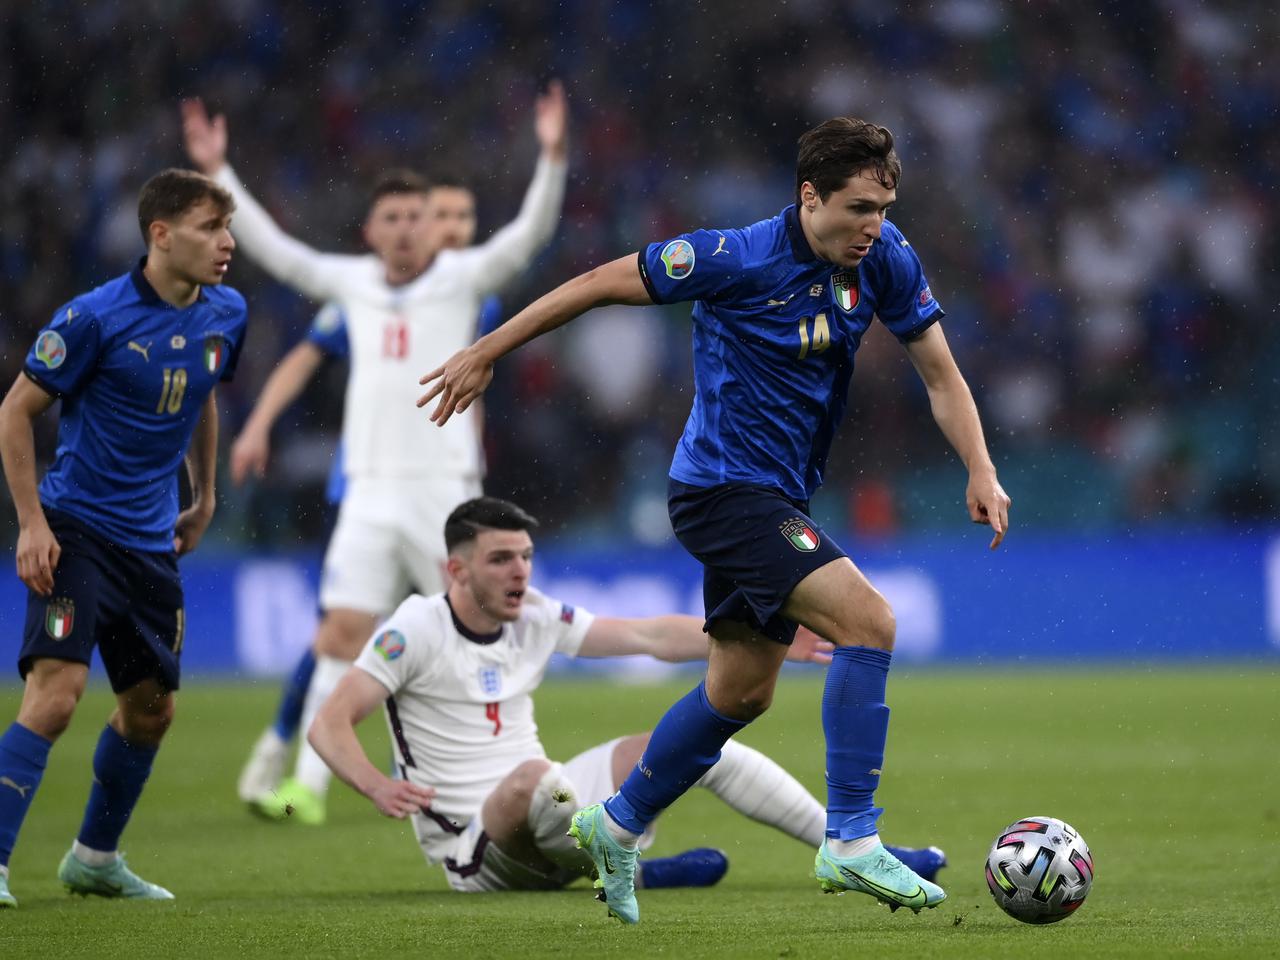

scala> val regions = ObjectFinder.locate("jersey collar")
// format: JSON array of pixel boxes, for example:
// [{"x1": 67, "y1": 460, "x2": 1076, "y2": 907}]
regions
[
  {"x1": 444, "y1": 594, "x2": 504, "y2": 645},
  {"x1": 130, "y1": 257, "x2": 209, "y2": 305},
  {"x1": 783, "y1": 204, "x2": 820, "y2": 263}
]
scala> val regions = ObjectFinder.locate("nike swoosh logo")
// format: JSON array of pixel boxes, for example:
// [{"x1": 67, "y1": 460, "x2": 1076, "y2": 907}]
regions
[
  {"x1": 837, "y1": 865, "x2": 927, "y2": 906},
  {"x1": 602, "y1": 848, "x2": 616, "y2": 875}
]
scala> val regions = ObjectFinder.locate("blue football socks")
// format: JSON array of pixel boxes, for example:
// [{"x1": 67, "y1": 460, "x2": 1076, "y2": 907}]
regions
[
  {"x1": 0, "y1": 723, "x2": 52, "y2": 868},
  {"x1": 605, "y1": 681, "x2": 748, "y2": 835},
  {"x1": 76, "y1": 725, "x2": 158, "y2": 854},
  {"x1": 822, "y1": 646, "x2": 892, "y2": 840},
  {"x1": 272, "y1": 648, "x2": 317, "y2": 741}
]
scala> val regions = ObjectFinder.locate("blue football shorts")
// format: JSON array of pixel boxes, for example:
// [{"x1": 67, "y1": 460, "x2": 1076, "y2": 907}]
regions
[
  {"x1": 668, "y1": 479, "x2": 847, "y2": 645},
  {"x1": 19, "y1": 509, "x2": 184, "y2": 692}
]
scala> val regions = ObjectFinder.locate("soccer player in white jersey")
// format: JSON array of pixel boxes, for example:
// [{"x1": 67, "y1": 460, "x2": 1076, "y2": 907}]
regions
[
  {"x1": 308, "y1": 497, "x2": 947, "y2": 893},
  {"x1": 181, "y1": 84, "x2": 569, "y2": 823}
]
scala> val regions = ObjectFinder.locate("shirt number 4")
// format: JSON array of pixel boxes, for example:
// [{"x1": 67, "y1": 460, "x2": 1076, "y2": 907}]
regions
[
  {"x1": 485, "y1": 702, "x2": 502, "y2": 737},
  {"x1": 796, "y1": 313, "x2": 831, "y2": 360}
]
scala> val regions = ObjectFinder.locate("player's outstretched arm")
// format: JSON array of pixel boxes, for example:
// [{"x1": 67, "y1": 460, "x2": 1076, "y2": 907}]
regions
[
  {"x1": 181, "y1": 98, "x2": 346, "y2": 302},
  {"x1": 309, "y1": 668, "x2": 436, "y2": 819},
  {"x1": 459, "y1": 80, "x2": 570, "y2": 296},
  {"x1": 578, "y1": 616, "x2": 834, "y2": 664},
  {"x1": 418, "y1": 253, "x2": 652, "y2": 424},
  {"x1": 905, "y1": 324, "x2": 1012, "y2": 548},
  {"x1": 174, "y1": 391, "x2": 218, "y2": 556},
  {"x1": 0, "y1": 374, "x2": 59, "y2": 595},
  {"x1": 230, "y1": 341, "x2": 327, "y2": 486}
]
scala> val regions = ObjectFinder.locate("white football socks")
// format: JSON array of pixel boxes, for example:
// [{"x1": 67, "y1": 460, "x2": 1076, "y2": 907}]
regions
[
  {"x1": 695, "y1": 738, "x2": 826, "y2": 847},
  {"x1": 71, "y1": 840, "x2": 117, "y2": 866},
  {"x1": 293, "y1": 654, "x2": 351, "y2": 795},
  {"x1": 829, "y1": 834, "x2": 881, "y2": 858}
]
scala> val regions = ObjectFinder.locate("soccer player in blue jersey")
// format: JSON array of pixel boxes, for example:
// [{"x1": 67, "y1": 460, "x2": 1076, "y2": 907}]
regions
[
  {"x1": 419, "y1": 117, "x2": 1011, "y2": 923},
  {"x1": 0, "y1": 169, "x2": 247, "y2": 908}
]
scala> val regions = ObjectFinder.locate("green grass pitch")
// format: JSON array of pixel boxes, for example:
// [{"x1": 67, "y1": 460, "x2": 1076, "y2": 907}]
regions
[{"x1": 1, "y1": 667, "x2": 1277, "y2": 958}]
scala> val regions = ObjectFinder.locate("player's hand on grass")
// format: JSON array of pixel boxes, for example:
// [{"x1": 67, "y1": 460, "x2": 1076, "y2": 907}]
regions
[
  {"x1": 181, "y1": 98, "x2": 228, "y2": 175},
  {"x1": 417, "y1": 345, "x2": 494, "y2": 426},
  {"x1": 534, "y1": 79, "x2": 568, "y2": 161},
  {"x1": 16, "y1": 516, "x2": 60, "y2": 597},
  {"x1": 967, "y1": 467, "x2": 1011, "y2": 549},
  {"x1": 788, "y1": 626, "x2": 835, "y2": 665},
  {"x1": 173, "y1": 501, "x2": 215, "y2": 556},
  {"x1": 368, "y1": 776, "x2": 436, "y2": 820},
  {"x1": 230, "y1": 426, "x2": 270, "y2": 486}
]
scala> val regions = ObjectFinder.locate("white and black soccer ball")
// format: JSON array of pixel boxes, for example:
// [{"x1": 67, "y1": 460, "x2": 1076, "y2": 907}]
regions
[{"x1": 985, "y1": 816, "x2": 1094, "y2": 924}]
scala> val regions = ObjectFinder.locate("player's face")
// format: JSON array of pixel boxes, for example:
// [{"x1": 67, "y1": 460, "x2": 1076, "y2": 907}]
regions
[
  {"x1": 427, "y1": 187, "x2": 477, "y2": 251},
  {"x1": 364, "y1": 192, "x2": 432, "y2": 272},
  {"x1": 157, "y1": 198, "x2": 235, "y2": 286},
  {"x1": 803, "y1": 170, "x2": 896, "y2": 268},
  {"x1": 458, "y1": 529, "x2": 534, "y2": 622}
]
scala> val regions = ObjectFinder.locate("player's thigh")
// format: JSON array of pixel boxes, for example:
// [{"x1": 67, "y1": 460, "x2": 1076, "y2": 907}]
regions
[
  {"x1": 479, "y1": 758, "x2": 553, "y2": 844},
  {"x1": 318, "y1": 496, "x2": 409, "y2": 615},
  {"x1": 111, "y1": 676, "x2": 176, "y2": 746},
  {"x1": 780, "y1": 556, "x2": 895, "y2": 650},
  {"x1": 15, "y1": 658, "x2": 90, "y2": 741},
  {"x1": 314, "y1": 607, "x2": 381, "y2": 660},
  {"x1": 705, "y1": 619, "x2": 790, "y2": 719},
  {"x1": 98, "y1": 548, "x2": 185, "y2": 697}
]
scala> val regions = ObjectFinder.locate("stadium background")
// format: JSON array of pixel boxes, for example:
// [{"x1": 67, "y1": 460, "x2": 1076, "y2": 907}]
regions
[
  {"x1": 1, "y1": 1, "x2": 1276, "y2": 671},
  {"x1": 0, "y1": 4, "x2": 1277, "y2": 957}
]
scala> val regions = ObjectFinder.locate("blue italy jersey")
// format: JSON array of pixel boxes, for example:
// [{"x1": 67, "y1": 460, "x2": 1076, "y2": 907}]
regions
[
  {"x1": 639, "y1": 205, "x2": 943, "y2": 501},
  {"x1": 24, "y1": 262, "x2": 249, "y2": 552},
  {"x1": 304, "y1": 302, "x2": 350, "y2": 506}
]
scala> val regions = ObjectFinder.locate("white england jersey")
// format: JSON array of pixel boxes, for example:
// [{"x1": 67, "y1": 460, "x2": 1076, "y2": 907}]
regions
[
  {"x1": 353, "y1": 588, "x2": 593, "y2": 862},
  {"x1": 215, "y1": 157, "x2": 567, "y2": 479}
]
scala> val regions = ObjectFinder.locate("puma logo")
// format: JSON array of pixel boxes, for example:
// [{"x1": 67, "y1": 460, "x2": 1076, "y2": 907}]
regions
[
  {"x1": 0, "y1": 776, "x2": 31, "y2": 799},
  {"x1": 712, "y1": 235, "x2": 728, "y2": 256},
  {"x1": 127, "y1": 340, "x2": 152, "y2": 362}
]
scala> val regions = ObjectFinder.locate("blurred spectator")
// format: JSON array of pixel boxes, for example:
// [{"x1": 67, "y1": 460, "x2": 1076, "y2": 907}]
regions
[{"x1": 1, "y1": 0, "x2": 1276, "y2": 548}]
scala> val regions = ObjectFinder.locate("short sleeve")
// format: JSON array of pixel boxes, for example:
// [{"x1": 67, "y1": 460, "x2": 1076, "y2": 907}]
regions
[
  {"x1": 871, "y1": 225, "x2": 945, "y2": 343},
  {"x1": 304, "y1": 302, "x2": 349, "y2": 359},
  {"x1": 353, "y1": 599, "x2": 432, "y2": 695},
  {"x1": 217, "y1": 292, "x2": 250, "y2": 383},
  {"x1": 552, "y1": 598, "x2": 594, "y2": 657},
  {"x1": 638, "y1": 229, "x2": 743, "y2": 305},
  {"x1": 23, "y1": 302, "x2": 103, "y2": 398}
]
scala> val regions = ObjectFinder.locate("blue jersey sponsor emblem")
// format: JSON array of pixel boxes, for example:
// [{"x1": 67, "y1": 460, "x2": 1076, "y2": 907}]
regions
[
  {"x1": 36, "y1": 331, "x2": 67, "y2": 369},
  {"x1": 661, "y1": 239, "x2": 695, "y2": 280},
  {"x1": 479, "y1": 667, "x2": 501, "y2": 696},
  {"x1": 374, "y1": 629, "x2": 406, "y2": 661}
]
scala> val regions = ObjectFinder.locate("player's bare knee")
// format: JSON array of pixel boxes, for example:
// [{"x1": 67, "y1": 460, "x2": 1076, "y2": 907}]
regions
[
  {"x1": 17, "y1": 661, "x2": 87, "y2": 740},
  {"x1": 508, "y1": 758, "x2": 553, "y2": 801},
  {"x1": 831, "y1": 593, "x2": 895, "y2": 651},
  {"x1": 116, "y1": 701, "x2": 175, "y2": 746}
]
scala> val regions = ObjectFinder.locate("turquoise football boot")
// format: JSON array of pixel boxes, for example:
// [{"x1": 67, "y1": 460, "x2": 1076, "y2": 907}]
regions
[
  {"x1": 57, "y1": 849, "x2": 174, "y2": 900},
  {"x1": 0, "y1": 870, "x2": 15, "y2": 908},
  {"x1": 567, "y1": 803, "x2": 640, "y2": 924},
  {"x1": 815, "y1": 839, "x2": 946, "y2": 913}
]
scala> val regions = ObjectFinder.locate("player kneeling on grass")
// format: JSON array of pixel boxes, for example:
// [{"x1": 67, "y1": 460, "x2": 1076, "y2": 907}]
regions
[{"x1": 307, "y1": 497, "x2": 947, "y2": 893}]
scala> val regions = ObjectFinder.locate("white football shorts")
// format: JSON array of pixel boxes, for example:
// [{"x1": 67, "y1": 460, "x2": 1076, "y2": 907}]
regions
[{"x1": 319, "y1": 473, "x2": 481, "y2": 614}]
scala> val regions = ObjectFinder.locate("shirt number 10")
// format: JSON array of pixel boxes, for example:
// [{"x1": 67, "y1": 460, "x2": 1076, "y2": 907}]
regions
[{"x1": 796, "y1": 313, "x2": 832, "y2": 360}]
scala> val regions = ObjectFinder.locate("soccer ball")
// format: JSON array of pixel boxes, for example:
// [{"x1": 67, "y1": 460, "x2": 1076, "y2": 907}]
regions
[{"x1": 985, "y1": 816, "x2": 1094, "y2": 924}]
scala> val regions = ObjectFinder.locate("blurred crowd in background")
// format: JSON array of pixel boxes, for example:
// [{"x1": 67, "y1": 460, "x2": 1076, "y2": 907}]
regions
[{"x1": 1, "y1": 0, "x2": 1276, "y2": 548}]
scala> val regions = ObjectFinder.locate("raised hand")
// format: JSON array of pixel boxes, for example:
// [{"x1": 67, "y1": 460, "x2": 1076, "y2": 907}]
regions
[
  {"x1": 534, "y1": 79, "x2": 568, "y2": 160},
  {"x1": 181, "y1": 98, "x2": 228, "y2": 175}
]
